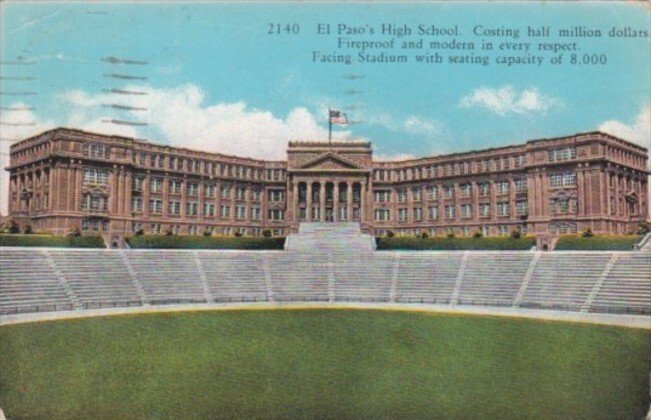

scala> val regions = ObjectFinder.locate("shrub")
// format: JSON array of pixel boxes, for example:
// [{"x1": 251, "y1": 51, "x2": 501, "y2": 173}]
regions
[
  {"x1": 0, "y1": 234, "x2": 104, "y2": 248},
  {"x1": 262, "y1": 229, "x2": 272, "y2": 238},
  {"x1": 203, "y1": 230, "x2": 212, "y2": 237},
  {"x1": 510, "y1": 228, "x2": 521, "y2": 239},
  {"x1": 68, "y1": 228, "x2": 82, "y2": 238},
  {"x1": 9, "y1": 221, "x2": 20, "y2": 234},
  {"x1": 165, "y1": 230, "x2": 174, "y2": 236},
  {"x1": 135, "y1": 229, "x2": 144, "y2": 236},
  {"x1": 581, "y1": 228, "x2": 594, "y2": 238},
  {"x1": 125, "y1": 235, "x2": 285, "y2": 250},
  {"x1": 420, "y1": 231, "x2": 429, "y2": 239},
  {"x1": 376, "y1": 236, "x2": 535, "y2": 251},
  {"x1": 23, "y1": 225, "x2": 33, "y2": 234},
  {"x1": 386, "y1": 230, "x2": 395, "y2": 238},
  {"x1": 473, "y1": 230, "x2": 483, "y2": 239},
  {"x1": 234, "y1": 231, "x2": 243, "y2": 237},
  {"x1": 554, "y1": 234, "x2": 641, "y2": 251},
  {"x1": 446, "y1": 232, "x2": 456, "y2": 239},
  {"x1": 636, "y1": 221, "x2": 650, "y2": 235}
]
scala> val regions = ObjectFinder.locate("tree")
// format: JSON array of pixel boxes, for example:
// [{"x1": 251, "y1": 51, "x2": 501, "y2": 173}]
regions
[
  {"x1": 510, "y1": 228, "x2": 522, "y2": 239},
  {"x1": 386, "y1": 230, "x2": 395, "y2": 238},
  {"x1": 581, "y1": 228, "x2": 594, "y2": 238},
  {"x1": 263, "y1": 229, "x2": 272, "y2": 238},
  {"x1": 24, "y1": 225, "x2": 33, "y2": 234},
  {"x1": 9, "y1": 220, "x2": 20, "y2": 234},
  {"x1": 473, "y1": 230, "x2": 483, "y2": 239}
]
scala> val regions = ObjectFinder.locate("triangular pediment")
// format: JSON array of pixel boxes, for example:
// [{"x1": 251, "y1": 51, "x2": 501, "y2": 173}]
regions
[{"x1": 297, "y1": 152, "x2": 363, "y2": 170}]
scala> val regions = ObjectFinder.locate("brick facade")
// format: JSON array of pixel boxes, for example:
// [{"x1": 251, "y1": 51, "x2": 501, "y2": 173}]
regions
[{"x1": 7, "y1": 128, "x2": 649, "y2": 240}]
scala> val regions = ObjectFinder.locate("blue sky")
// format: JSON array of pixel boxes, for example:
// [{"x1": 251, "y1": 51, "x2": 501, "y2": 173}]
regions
[{"x1": 0, "y1": 1, "x2": 649, "y2": 204}]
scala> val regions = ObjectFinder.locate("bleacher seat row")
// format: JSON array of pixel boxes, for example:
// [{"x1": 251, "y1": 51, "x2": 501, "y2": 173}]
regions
[{"x1": 1, "y1": 248, "x2": 649, "y2": 316}]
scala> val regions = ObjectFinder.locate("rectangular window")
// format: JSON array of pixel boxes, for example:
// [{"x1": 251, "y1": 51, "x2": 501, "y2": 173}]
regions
[
  {"x1": 268, "y1": 209, "x2": 284, "y2": 220},
  {"x1": 236, "y1": 186, "x2": 246, "y2": 200},
  {"x1": 549, "y1": 147, "x2": 577, "y2": 162},
  {"x1": 411, "y1": 187, "x2": 422, "y2": 202},
  {"x1": 516, "y1": 200, "x2": 528, "y2": 215},
  {"x1": 203, "y1": 204, "x2": 215, "y2": 217},
  {"x1": 268, "y1": 190, "x2": 284, "y2": 202},
  {"x1": 150, "y1": 178, "x2": 163, "y2": 193},
  {"x1": 131, "y1": 197, "x2": 143, "y2": 213},
  {"x1": 83, "y1": 168, "x2": 109, "y2": 185},
  {"x1": 550, "y1": 172, "x2": 577, "y2": 187},
  {"x1": 445, "y1": 205, "x2": 455, "y2": 219},
  {"x1": 413, "y1": 207, "x2": 423, "y2": 221},
  {"x1": 169, "y1": 180, "x2": 181, "y2": 195},
  {"x1": 251, "y1": 189, "x2": 261, "y2": 201},
  {"x1": 497, "y1": 202, "x2": 509, "y2": 216},
  {"x1": 205, "y1": 183, "x2": 216, "y2": 198},
  {"x1": 515, "y1": 178, "x2": 527, "y2": 192},
  {"x1": 221, "y1": 184, "x2": 231, "y2": 199},
  {"x1": 374, "y1": 190, "x2": 390, "y2": 203},
  {"x1": 479, "y1": 203, "x2": 490, "y2": 217},
  {"x1": 236, "y1": 205, "x2": 246, "y2": 220},
  {"x1": 251, "y1": 207, "x2": 261, "y2": 221},
  {"x1": 169, "y1": 201, "x2": 181, "y2": 216},
  {"x1": 461, "y1": 204, "x2": 472, "y2": 218},
  {"x1": 374, "y1": 209, "x2": 390, "y2": 221},
  {"x1": 460, "y1": 183, "x2": 471, "y2": 198},
  {"x1": 397, "y1": 189, "x2": 407, "y2": 203},
  {"x1": 187, "y1": 183, "x2": 198, "y2": 197},
  {"x1": 428, "y1": 206, "x2": 439, "y2": 220},
  {"x1": 149, "y1": 199, "x2": 162, "y2": 214},
  {"x1": 186, "y1": 202, "x2": 199, "y2": 216},
  {"x1": 427, "y1": 186, "x2": 438, "y2": 200},
  {"x1": 398, "y1": 208, "x2": 408, "y2": 222},
  {"x1": 497, "y1": 181, "x2": 510, "y2": 195},
  {"x1": 220, "y1": 205, "x2": 231, "y2": 219},
  {"x1": 443, "y1": 185, "x2": 454, "y2": 199},
  {"x1": 132, "y1": 176, "x2": 144, "y2": 191},
  {"x1": 478, "y1": 182, "x2": 491, "y2": 196}
]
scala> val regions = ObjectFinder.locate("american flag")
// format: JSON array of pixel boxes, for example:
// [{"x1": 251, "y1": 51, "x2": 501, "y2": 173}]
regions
[{"x1": 329, "y1": 110, "x2": 348, "y2": 125}]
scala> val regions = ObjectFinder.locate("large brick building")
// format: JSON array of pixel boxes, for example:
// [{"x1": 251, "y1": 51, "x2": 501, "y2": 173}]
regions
[{"x1": 6, "y1": 128, "x2": 649, "y2": 243}]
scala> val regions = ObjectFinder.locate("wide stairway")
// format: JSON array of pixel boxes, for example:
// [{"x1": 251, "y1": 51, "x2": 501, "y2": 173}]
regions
[{"x1": 285, "y1": 222, "x2": 375, "y2": 253}]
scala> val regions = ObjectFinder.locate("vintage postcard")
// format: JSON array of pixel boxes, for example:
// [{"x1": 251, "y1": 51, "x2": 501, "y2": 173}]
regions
[{"x1": 0, "y1": 1, "x2": 649, "y2": 419}]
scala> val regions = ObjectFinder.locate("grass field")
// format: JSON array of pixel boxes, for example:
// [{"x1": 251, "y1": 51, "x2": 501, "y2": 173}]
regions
[{"x1": 1, "y1": 310, "x2": 649, "y2": 419}]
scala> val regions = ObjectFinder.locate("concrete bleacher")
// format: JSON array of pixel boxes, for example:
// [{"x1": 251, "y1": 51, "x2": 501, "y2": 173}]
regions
[
  {"x1": 0, "y1": 250, "x2": 73, "y2": 313},
  {"x1": 128, "y1": 251, "x2": 206, "y2": 304},
  {"x1": 458, "y1": 252, "x2": 533, "y2": 306},
  {"x1": 198, "y1": 252, "x2": 269, "y2": 303},
  {"x1": 591, "y1": 253, "x2": 651, "y2": 314},
  {"x1": 286, "y1": 222, "x2": 375, "y2": 253},
  {"x1": 1, "y1": 244, "x2": 649, "y2": 317},
  {"x1": 49, "y1": 250, "x2": 141, "y2": 309},
  {"x1": 520, "y1": 253, "x2": 612, "y2": 311},
  {"x1": 394, "y1": 252, "x2": 461, "y2": 304}
]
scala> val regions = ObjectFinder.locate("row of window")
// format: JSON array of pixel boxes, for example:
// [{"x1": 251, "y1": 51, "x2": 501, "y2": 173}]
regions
[
  {"x1": 376, "y1": 180, "x2": 527, "y2": 204},
  {"x1": 127, "y1": 148, "x2": 285, "y2": 181},
  {"x1": 373, "y1": 155, "x2": 527, "y2": 182},
  {"x1": 375, "y1": 225, "x2": 526, "y2": 237},
  {"x1": 132, "y1": 223, "x2": 285, "y2": 237},
  {"x1": 132, "y1": 197, "x2": 283, "y2": 221},
  {"x1": 376, "y1": 200, "x2": 528, "y2": 222}
]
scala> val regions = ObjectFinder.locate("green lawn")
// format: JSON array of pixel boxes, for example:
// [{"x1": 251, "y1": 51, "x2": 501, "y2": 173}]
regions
[{"x1": 1, "y1": 310, "x2": 649, "y2": 420}]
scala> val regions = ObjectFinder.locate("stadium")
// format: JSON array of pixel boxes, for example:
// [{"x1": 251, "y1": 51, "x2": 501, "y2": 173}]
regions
[{"x1": 1, "y1": 219, "x2": 650, "y2": 419}]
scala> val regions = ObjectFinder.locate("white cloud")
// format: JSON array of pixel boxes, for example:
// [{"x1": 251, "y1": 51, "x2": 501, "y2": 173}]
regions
[
  {"x1": 0, "y1": 104, "x2": 56, "y2": 215},
  {"x1": 599, "y1": 105, "x2": 650, "y2": 150},
  {"x1": 1, "y1": 84, "x2": 356, "y2": 214},
  {"x1": 374, "y1": 153, "x2": 417, "y2": 161},
  {"x1": 459, "y1": 85, "x2": 560, "y2": 116},
  {"x1": 57, "y1": 83, "x2": 352, "y2": 160}
]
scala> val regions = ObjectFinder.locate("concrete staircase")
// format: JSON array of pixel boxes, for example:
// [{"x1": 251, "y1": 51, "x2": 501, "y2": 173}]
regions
[{"x1": 285, "y1": 222, "x2": 376, "y2": 253}]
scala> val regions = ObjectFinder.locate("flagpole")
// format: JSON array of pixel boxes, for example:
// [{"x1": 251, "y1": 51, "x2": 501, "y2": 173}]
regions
[{"x1": 328, "y1": 108, "x2": 332, "y2": 145}]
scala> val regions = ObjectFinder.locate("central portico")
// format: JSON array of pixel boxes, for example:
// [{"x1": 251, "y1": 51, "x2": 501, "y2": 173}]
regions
[{"x1": 286, "y1": 141, "x2": 373, "y2": 232}]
